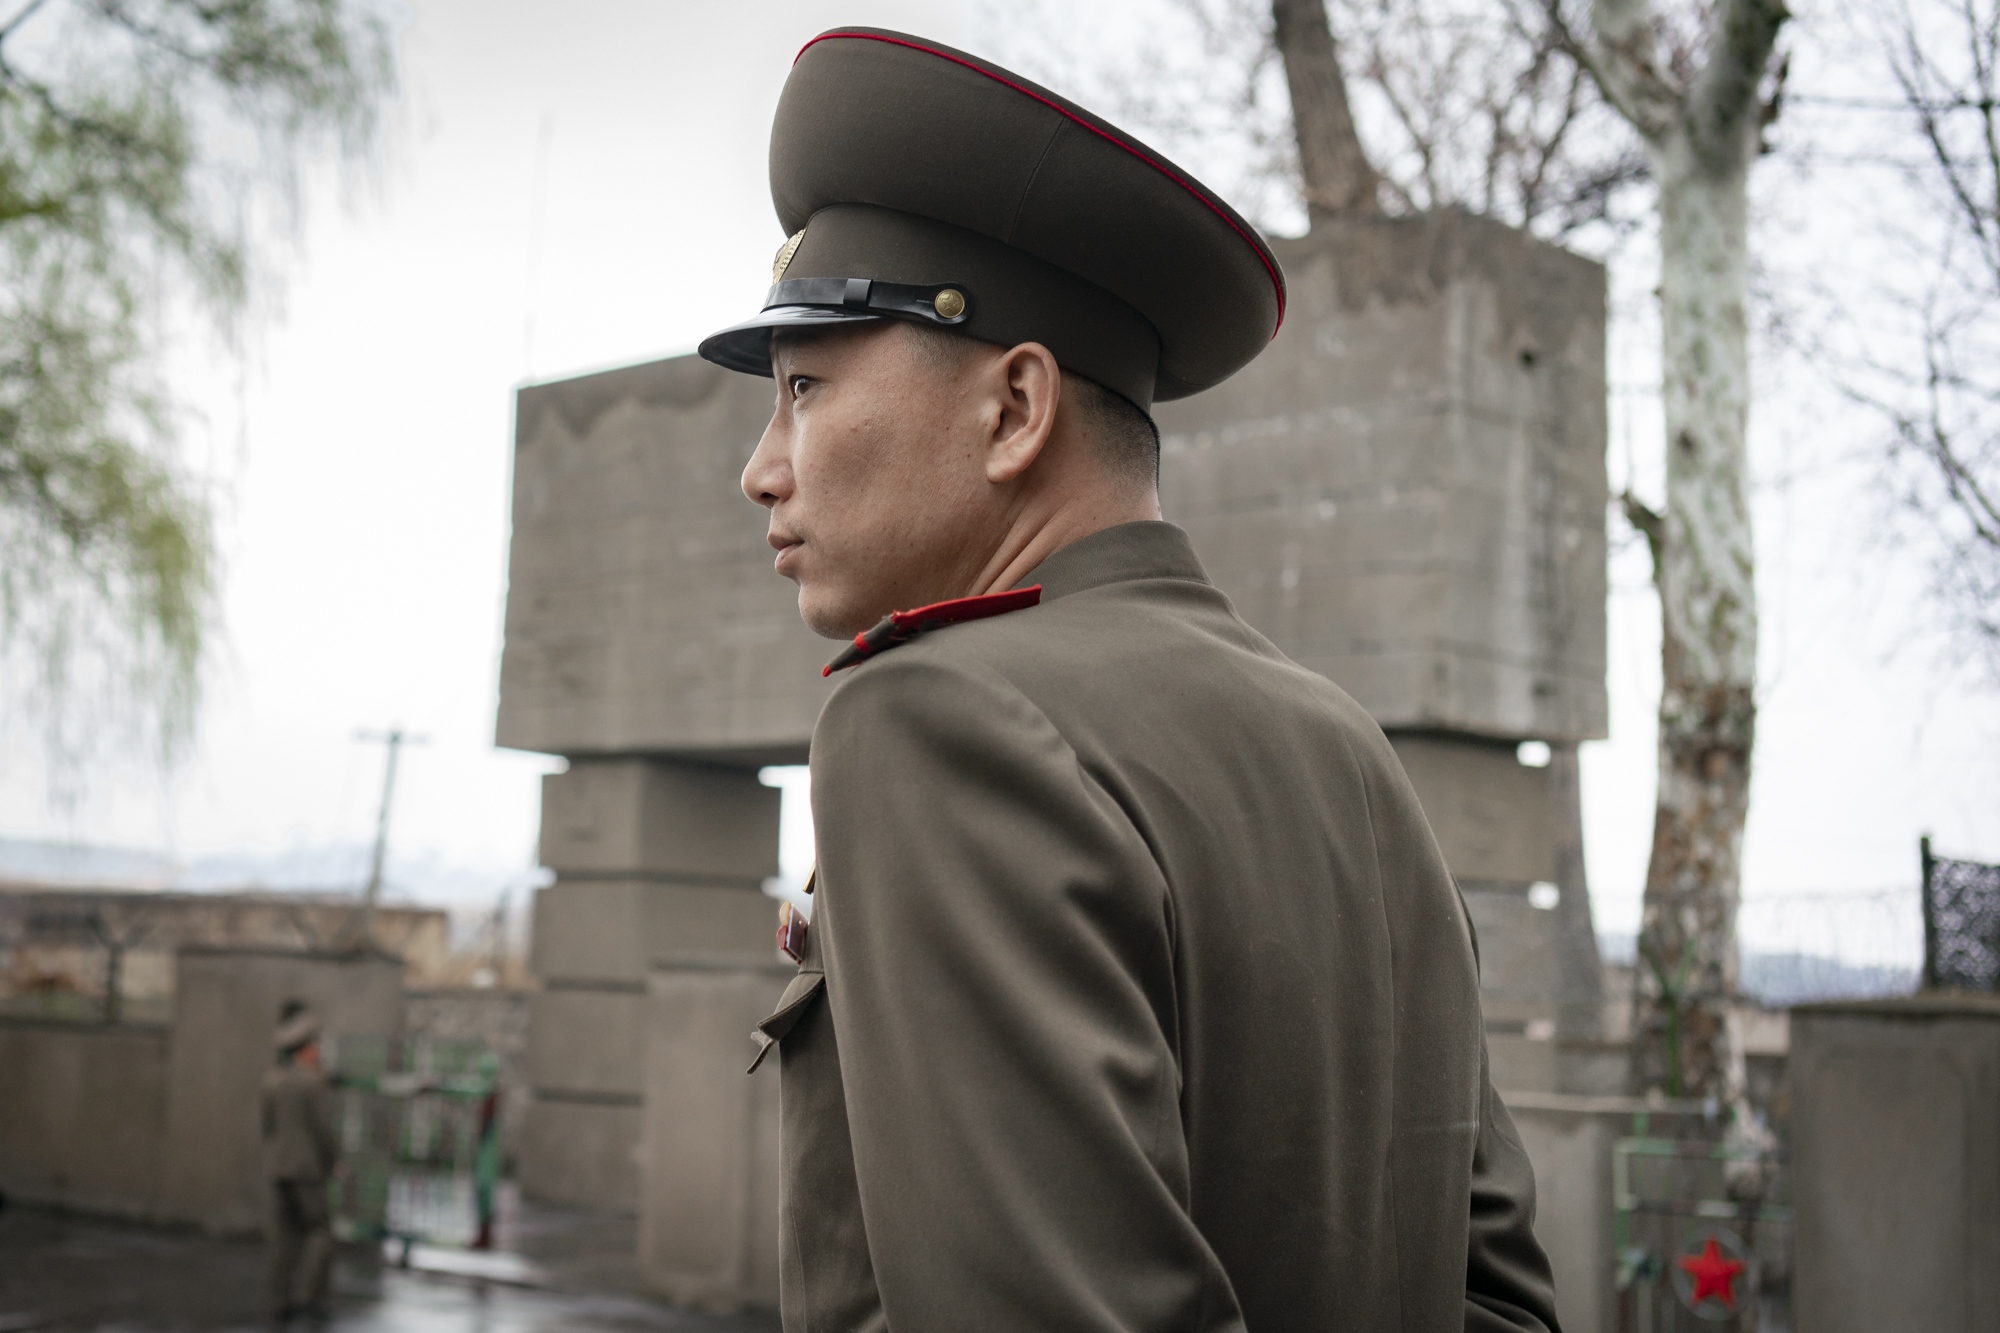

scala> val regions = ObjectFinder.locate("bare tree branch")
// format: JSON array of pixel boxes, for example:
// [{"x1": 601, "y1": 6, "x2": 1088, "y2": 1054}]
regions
[
  {"x1": 1534, "y1": 0, "x2": 1683, "y2": 140},
  {"x1": 1687, "y1": 0, "x2": 1791, "y2": 172}
]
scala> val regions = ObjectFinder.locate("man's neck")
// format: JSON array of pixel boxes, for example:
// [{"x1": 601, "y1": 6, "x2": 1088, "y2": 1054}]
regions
[{"x1": 964, "y1": 487, "x2": 1163, "y2": 599}]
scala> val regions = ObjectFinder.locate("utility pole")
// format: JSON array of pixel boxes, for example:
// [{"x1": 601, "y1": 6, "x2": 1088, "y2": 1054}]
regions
[{"x1": 350, "y1": 726, "x2": 427, "y2": 950}]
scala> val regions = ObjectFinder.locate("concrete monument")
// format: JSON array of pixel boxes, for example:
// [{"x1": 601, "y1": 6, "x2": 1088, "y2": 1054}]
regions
[{"x1": 499, "y1": 209, "x2": 1610, "y2": 1311}]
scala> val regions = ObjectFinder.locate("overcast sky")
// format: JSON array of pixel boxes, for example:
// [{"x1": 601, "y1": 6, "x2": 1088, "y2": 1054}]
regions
[{"x1": 0, "y1": 0, "x2": 1994, "y2": 964}]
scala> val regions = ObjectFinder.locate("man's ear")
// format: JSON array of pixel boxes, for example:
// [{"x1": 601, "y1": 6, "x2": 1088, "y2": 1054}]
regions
[{"x1": 984, "y1": 342, "x2": 1061, "y2": 485}]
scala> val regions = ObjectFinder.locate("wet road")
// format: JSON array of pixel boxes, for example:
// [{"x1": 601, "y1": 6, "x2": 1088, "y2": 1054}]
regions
[{"x1": 0, "y1": 1202, "x2": 780, "y2": 1333}]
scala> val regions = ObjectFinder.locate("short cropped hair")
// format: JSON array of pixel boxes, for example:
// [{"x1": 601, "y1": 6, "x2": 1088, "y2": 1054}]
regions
[{"x1": 898, "y1": 321, "x2": 1160, "y2": 485}]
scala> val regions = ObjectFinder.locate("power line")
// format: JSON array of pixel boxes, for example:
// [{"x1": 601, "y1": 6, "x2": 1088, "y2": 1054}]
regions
[{"x1": 1788, "y1": 92, "x2": 1996, "y2": 112}]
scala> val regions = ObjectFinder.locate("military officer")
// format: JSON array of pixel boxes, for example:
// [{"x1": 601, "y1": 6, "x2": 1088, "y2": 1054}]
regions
[
  {"x1": 263, "y1": 1003, "x2": 337, "y2": 1322},
  {"x1": 704, "y1": 28, "x2": 1560, "y2": 1332}
]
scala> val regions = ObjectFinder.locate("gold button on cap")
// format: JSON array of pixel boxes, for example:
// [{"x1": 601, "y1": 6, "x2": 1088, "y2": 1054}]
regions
[{"x1": 932, "y1": 288, "x2": 965, "y2": 319}]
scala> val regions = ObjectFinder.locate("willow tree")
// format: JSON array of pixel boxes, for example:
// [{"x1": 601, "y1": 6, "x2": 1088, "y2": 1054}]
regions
[
  {"x1": 1536, "y1": 0, "x2": 1789, "y2": 1103},
  {"x1": 0, "y1": 0, "x2": 392, "y2": 788}
]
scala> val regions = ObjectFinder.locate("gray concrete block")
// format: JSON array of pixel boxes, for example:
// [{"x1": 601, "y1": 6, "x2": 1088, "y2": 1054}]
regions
[
  {"x1": 155, "y1": 948, "x2": 403, "y2": 1234},
  {"x1": 1159, "y1": 214, "x2": 1608, "y2": 744},
  {"x1": 495, "y1": 212, "x2": 1606, "y2": 761},
  {"x1": 516, "y1": 1094, "x2": 643, "y2": 1212},
  {"x1": 1791, "y1": 996, "x2": 2000, "y2": 1333},
  {"x1": 530, "y1": 880, "x2": 778, "y2": 983},
  {"x1": 1390, "y1": 734, "x2": 1555, "y2": 885},
  {"x1": 637, "y1": 963, "x2": 791, "y2": 1312},
  {"x1": 0, "y1": 1019, "x2": 170, "y2": 1219},
  {"x1": 525, "y1": 987, "x2": 645, "y2": 1098},
  {"x1": 1485, "y1": 1031, "x2": 1557, "y2": 1095},
  {"x1": 1462, "y1": 886, "x2": 1559, "y2": 1023},
  {"x1": 540, "y1": 759, "x2": 780, "y2": 882},
  {"x1": 499, "y1": 358, "x2": 830, "y2": 761}
]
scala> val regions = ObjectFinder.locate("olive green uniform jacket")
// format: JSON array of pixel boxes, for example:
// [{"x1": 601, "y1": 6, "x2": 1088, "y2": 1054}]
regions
[
  {"x1": 759, "y1": 521, "x2": 1558, "y2": 1332},
  {"x1": 261, "y1": 1062, "x2": 337, "y2": 1184}
]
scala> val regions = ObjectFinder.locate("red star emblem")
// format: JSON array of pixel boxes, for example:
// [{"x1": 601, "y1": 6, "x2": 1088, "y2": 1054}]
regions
[{"x1": 1678, "y1": 1236, "x2": 1747, "y2": 1307}]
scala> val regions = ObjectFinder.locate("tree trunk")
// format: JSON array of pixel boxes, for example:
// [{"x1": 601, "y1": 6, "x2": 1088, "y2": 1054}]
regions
[
  {"x1": 1271, "y1": 0, "x2": 1379, "y2": 224},
  {"x1": 1627, "y1": 130, "x2": 1759, "y2": 1101}
]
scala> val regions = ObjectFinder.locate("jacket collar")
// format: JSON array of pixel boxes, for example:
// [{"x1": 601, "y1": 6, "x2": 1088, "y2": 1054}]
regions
[{"x1": 1017, "y1": 521, "x2": 1211, "y2": 601}]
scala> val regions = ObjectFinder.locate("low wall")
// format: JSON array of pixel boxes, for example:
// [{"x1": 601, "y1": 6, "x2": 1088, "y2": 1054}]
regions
[
  {"x1": 155, "y1": 947, "x2": 404, "y2": 1233},
  {"x1": 1508, "y1": 1091, "x2": 1704, "y2": 1333},
  {"x1": 1792, "y1": 995, "x2": 2000, "y2": 1333},
  {"x1": 0, "y1": 1017, "x2": 170, "y2": 1218}
]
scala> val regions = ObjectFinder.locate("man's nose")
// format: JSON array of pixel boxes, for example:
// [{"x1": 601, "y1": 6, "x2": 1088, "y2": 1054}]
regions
[{"x1": 742, "y1": 415, "x2": 789, "y2": 508}]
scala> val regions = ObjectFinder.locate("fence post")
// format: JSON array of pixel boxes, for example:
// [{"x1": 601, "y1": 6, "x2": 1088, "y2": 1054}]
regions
[{"x1": 1919, "y1": 835, "x2": 1938, "y2": 991}]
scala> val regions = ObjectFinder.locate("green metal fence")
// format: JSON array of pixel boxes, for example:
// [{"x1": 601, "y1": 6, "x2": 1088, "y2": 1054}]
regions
[
  {"x1": 325, "y1": 1035, "x2": 503, "y2": 1252},
  {"x1": 1613, "y1": 1134, "x2": 1791, "y2": 1332}
]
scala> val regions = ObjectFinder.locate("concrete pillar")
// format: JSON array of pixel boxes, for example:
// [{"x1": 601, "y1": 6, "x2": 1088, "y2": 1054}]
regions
[
  {"x1": 1388, "y1": 734, "x2": 1562, "y2": 1092},
  {"x1": 638, "y1": 960, "x2": 790, "y2": 1310},
  {"x1": 520, "y1": 757, "x2": 779, "y2": 1214},
  {"x1": 154, "y1": 947, "x2": 403, "y2": 1233},
  {"x1": 1791, "y1": 996, "x2": 2000, "y2": 1333}
]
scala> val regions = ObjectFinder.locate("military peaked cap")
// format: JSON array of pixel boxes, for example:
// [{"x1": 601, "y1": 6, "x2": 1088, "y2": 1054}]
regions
[
  {"x1": 274, "y1": 1009, "x2": 320, "y2": 1053},
  {"x1": 698, "y1": 28, "x2": 1287, "y2": 410}
]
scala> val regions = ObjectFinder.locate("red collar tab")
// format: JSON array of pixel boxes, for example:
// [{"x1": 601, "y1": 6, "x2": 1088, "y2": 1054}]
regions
[{"x1": 822, "y1": 585, "x2": 1042, "y2": 676}]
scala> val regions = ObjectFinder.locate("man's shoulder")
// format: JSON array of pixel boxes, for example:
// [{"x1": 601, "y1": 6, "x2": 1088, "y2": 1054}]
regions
[{"x1": 816, "y1": 572, "x2": 1389, "y2": 772}]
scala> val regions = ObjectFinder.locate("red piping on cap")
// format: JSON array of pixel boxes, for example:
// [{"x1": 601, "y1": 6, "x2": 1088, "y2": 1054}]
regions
[{"x1": 794, "y1": 31, "x2": 1285, "y2": 336}]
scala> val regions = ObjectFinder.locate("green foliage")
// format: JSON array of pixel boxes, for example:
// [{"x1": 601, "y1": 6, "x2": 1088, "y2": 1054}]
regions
[{"x1": 0, "y1": 0, "x2": 392, "y2": 783}]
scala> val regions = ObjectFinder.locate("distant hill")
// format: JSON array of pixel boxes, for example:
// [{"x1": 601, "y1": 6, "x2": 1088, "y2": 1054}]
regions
[
  {"x1": 1740, "y1": 953, "x2": 1918, "y2": 1008},
  {"x1": 1598, "y1": 930, "x2": 1919, "y2": 1007}
]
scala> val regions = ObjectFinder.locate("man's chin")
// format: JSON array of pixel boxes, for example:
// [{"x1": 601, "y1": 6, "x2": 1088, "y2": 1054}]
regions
[{"x1": 796, "y1": 586, "x2": 876, "y2": 642}]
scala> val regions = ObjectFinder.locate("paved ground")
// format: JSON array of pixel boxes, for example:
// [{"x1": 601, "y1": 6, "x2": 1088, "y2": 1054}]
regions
[{"x1": 0, "y1": 1196, "x2": 780, "y2": 1333}]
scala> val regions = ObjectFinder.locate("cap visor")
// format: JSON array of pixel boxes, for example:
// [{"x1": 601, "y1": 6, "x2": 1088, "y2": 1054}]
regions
[{"x1": 697, "y1": 305, "x2": 885, "y2": 377}]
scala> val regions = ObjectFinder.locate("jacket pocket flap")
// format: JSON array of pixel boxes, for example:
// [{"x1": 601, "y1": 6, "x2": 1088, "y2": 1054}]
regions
[{"x1": 747, "y1": 969, "x2": 825, "y2": 1074}]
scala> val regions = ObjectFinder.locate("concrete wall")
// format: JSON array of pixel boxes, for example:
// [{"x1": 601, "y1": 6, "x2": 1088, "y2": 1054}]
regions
[
  {"x1": 497, "y1": 213, "x2": 1605, "y2": 761},
  {"x1": 0, "y1": 890, "x2": 451, "y2": 1023},
  {"x1": 520, "y1": 757, "x2": 780, "y2": 1213},
  {"x1": 155, "y1": 947, "x2": 404, "y2": 1234},
  {"x1": 637, "y1": 962, "x2": 790, "y2": 1311},
  {"x1": 1791, "y1": 995, "x2": 2000, "y2": 1333},
  {"x1": 1157, "y1": 215, "x2": 1607, "y2": 744},
  {"x1": 0, "y1": 1018, "x2": 171, "y2": 1218},
  {"x1": 499, "y1": 358, "x2": 825, "y2": 765},
  {"x1": 1509, "y1": 1094, "x2": 1704, "y2": 1333}
]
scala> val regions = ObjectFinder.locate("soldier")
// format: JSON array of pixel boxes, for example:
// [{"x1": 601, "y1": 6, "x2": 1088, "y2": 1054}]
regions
[
  {"x1": 705, "y1": 28, "x2": 1561, "y2": 1332},
  {"x1": 263, "y1": 1003, "x2": 336, "y2": 1322}
]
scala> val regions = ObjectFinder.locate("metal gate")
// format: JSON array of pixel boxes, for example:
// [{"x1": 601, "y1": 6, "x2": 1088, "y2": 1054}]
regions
[
  {"x1": 1614, "y1": 1136, "x2": 1792, "y2": 1333},
  {"x1": 325, "y1": 1035, "x2": 503, "y2": 1251}
]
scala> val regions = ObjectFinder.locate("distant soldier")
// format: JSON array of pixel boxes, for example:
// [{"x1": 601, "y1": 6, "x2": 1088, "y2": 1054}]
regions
[{"x1": 263, "y1": 1003, "x2": 336, "y2": 1322}]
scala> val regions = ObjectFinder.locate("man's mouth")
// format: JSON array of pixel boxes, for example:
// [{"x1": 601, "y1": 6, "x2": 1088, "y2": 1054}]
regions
[{"x1": 768, "y1": 530, "x2": 803, "y2": 573}]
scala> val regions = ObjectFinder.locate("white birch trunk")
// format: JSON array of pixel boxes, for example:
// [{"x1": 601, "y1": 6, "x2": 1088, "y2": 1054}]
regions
[
  {"x1": 1558, "y1": 0, "x2": 1786, "y2": 1104},
  {"x1": 1630, "y1": 133, "x2": 1759, "y2": 1100}
]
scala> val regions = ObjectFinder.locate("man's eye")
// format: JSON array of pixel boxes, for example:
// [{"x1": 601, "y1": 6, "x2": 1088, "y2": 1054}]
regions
[{"x1": 789, "y1": 375, "x2": 814, "y2": 399}]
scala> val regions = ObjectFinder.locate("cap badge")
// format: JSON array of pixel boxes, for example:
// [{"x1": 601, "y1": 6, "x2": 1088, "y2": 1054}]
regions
[
  {"x1": 771, "y1": 230, "x2": 806, "y2": 283},
  {"x1": 932, "y1": 288, "x2": 966, "y2": 319}
]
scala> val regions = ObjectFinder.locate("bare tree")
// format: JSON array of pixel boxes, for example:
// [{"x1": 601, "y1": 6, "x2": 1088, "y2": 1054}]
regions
[
  {"x1": 1532, "y1": 0, "x2": 1788, "y2": 1104},
  {"x1": 1830, "y1": 0, "x2": 2000, "y2": 678},
  {"x1": 1053, "y1": 0, "x2": 1647, "y2": 238}
]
